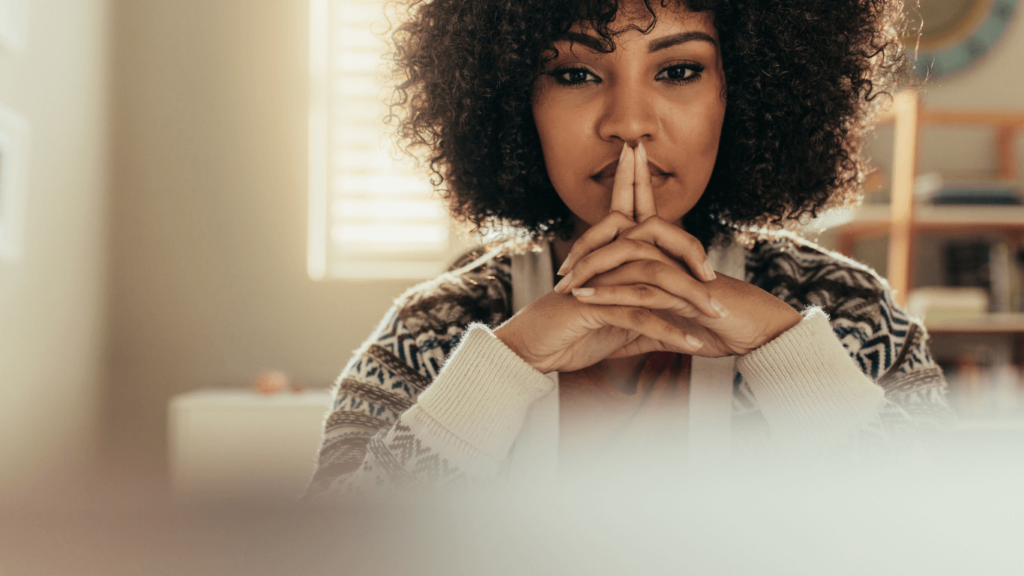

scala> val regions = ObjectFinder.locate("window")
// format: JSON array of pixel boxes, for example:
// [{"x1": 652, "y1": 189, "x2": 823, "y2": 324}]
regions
[{"x1": 308, "y1": 0, "x2": 467, "y2": 280}]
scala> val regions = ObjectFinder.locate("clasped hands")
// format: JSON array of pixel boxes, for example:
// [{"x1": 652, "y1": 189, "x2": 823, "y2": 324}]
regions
[{"x1": 494, "y1": 142, "x2": 801, "y2": 374}]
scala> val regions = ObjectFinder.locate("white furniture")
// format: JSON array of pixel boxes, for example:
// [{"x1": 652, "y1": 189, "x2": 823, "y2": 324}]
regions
[{"x1": 168, "y1": 388, "x2": 332, "y2": 500}]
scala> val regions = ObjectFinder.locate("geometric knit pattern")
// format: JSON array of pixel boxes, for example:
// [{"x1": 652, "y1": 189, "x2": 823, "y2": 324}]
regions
[
  {"x1": 307, "y1": 247, "x2": 510, "y2": 494},
  {"x1": 306, "y1": 236, "x2": 954, "y2": 496},
  {"x1": 735, "y1": 232, "x2": 954, "y2": 458}
]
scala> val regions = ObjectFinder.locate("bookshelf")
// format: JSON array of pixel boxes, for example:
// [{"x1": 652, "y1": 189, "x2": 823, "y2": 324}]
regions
[
  {"x1": 833, "y1": 93, "x2": 1024, "y2": 325},
  {"x1": 830, "y1": 93, "x2": 1024, "y2": 421}
]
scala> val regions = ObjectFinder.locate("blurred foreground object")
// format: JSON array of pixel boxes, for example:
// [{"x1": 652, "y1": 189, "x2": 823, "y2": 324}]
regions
[
  {"x1": 168, "y1": 388, "x2": 331, "y2": 500},
  {"x1": 6, "y1": 446, "x2": 1024, "y2": 576}
]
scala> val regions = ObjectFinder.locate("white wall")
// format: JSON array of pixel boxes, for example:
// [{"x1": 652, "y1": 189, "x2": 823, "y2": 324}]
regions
[
  {"x1": 0, "y1": 0, "x2": 110, "y2": 497},
  {"x1": 105, "y1": 0, "x2": 413, "y2": 479}
]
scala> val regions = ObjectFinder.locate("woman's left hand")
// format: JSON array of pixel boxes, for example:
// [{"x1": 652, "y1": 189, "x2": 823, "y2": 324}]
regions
[
  {"x1": 558, "y1": 263, "x2": 801, "y2": 358},
  {"x1": 554, "y1": 142, "x2": 801, "y2": 358}
]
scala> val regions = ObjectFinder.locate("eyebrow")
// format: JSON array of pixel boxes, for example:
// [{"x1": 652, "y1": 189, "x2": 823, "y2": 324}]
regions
[
  {"x1": 647, "y1": 31, "x2": 718, "y2": 52},
  {"x1": 558, "y1": 30, "x2": 718, "y2": 54},
  {"x1": 561, "y1": 32, "x2": 614, "y2": 53}
]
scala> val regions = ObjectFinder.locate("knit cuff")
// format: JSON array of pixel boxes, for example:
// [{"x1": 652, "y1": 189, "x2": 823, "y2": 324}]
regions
[
  {"x1": 415, "y1": 323, "x2": 555, "y2": 462},
  {"x1": 736, "y1": 307, "x2": 885, "y2": 449}
]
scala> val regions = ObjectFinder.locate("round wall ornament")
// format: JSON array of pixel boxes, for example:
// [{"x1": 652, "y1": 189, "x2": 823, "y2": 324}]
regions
[{"x1": 907, "y1": 0, "x2": 1019, "y2": 77}]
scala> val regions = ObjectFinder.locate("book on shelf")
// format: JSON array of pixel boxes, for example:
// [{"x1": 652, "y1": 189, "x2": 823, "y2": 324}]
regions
[
  {"x1": 907, "y1": 238, "x2": 1024, "y2": 321},
  {"x1": 944, "y1": 240, "x2": 991, "y2": 289},
  {"x1": 905, "y1": 287, "x2": 988, "y2": 322},
  {"x1": 941, "y1": 238, "x2": 1024, "y2": 314}
]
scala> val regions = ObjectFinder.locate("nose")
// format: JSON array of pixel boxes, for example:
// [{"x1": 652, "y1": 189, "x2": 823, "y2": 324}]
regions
[{"x1": 596, "y1": 80, "x2": 659, "y2": 146}]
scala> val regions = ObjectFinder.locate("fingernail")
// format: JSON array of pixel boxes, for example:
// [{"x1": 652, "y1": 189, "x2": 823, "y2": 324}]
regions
[
  {"x1": 638, "y1": 141, "x2": 648, "y2": 163},
  {"x1": 686, "y1": 334, "x2": 703, "y2": 348},
  {"x1": 620, "y1": 143, "x2": 629, "y2": 161},
  {"x1": 572, "y1": 287, "x2": 594, "y2": 297},
  {"x1": 710, "y1": 297, "x2": 729, "y2": 318},
  {"x1": 702, "y1": 261, "x2": 716, "y2": 280},
  {"x1": 557, "y1": 254, "x2": 572, "y2": 276},
  {"x1": 554, "y1": 270, "x2": 573, "y2": 293}
]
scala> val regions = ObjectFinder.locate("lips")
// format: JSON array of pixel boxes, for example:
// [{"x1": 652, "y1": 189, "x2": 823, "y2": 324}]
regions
[{"x1": 590, "y1": 157, "x2": 672, "y2": 183}]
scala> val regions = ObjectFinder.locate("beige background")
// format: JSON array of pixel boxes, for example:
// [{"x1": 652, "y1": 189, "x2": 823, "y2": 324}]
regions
[
  {"x1": 104, "y1": 0, "x2": 412, "y2": 482},
  {"x1": 0, "y1": 0, "x2": 110, "y2": 496},
  {"x1": 1, "y1": 0, "x2": 1023, "y2": 493}
]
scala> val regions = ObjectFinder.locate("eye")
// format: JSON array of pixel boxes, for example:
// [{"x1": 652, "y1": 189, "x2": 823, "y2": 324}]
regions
[
  {"x1": 548, "y1": 66, "x2": 601, "y2": 87},
  {"x1": 655, "y1": 62, "x2": 704, "y2": 85}
]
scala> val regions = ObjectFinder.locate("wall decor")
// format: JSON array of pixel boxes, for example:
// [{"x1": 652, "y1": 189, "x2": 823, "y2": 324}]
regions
[
  {"x1": 0, "y1": 104, "x2": 30, "y2": 263},
  {"x1": 0, "y1": 0, "x2": 26, "y2": 53},
  {"x1": 907, "y1": 0, "x2": 1019, "y2": 77}
]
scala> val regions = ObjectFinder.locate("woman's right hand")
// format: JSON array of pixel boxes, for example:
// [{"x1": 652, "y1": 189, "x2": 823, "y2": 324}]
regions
[
  {"x1": 493, "y1": 288, "x2": 705, "y2": 374},
  {"x1": 493, "y1": 144, "x2": 717, "y2": 374}
]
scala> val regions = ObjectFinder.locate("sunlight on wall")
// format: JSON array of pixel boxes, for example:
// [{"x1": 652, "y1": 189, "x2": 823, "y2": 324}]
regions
[{"x1": 307, "y1": 0, "x2": 453, "y2": 280}]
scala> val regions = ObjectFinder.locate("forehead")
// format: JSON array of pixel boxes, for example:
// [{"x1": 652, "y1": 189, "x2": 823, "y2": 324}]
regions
[{"x1": 567, "y1": 1, "x2": 718, "y2": 45}]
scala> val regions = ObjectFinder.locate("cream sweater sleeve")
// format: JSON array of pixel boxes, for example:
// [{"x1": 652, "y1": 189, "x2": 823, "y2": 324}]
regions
[
  {"x1": 406, "y1": 324, "x2": 554, "y2": 469},
  {"x1": 736, "y1": 307, "x2": 886, "y2": 451},
  {"x1": 307, "y1": 320, "x2": 552, "y2": 497}
]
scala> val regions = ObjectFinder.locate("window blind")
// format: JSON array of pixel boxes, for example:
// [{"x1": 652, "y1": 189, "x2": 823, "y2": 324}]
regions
[{"x1": 308, "y1": 0, "x2": 457, "y2": 280}]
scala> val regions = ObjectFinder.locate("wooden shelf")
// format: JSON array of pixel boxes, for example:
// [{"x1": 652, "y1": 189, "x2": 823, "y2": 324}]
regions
[
  {"x1": 834, "y1": 204, "x2": 1024, "y2": 234},
  {"x1": 925, "y1": 313, "x2": 1024, "y2": 334}
]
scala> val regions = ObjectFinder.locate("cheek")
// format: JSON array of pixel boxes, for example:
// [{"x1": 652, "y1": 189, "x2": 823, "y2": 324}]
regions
[
  {"x1": 683, "y1": 93, "x2": 723, "y2": 152},
  {"x1": 681, "y1": 114, "x2": 722, "y2": 182},
  {"x1": 667, "y1": 95, "x2": 724, "y2": 163},
  {"x1": 533, "y1": 98, "x2": 597, "y2": 214},
  {"x1": 659, "y1": 97, "x2": 725, "y2": 214},
  {"x1": 534, "y1": 104, "x2": 580, "y2": 176},
  {"x1": 535, "y1": 124, "x2": 569, "y2": 187}
]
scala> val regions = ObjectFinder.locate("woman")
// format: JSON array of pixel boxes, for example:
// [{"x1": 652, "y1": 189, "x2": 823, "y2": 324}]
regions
[{"x1": 306, "y1": 0, "x2": 953, "y2": 494}]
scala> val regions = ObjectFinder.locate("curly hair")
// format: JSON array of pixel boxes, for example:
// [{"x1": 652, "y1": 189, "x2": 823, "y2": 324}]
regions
[{"x1": 385, "y1": 0, "x2": 910, "y2": 247}]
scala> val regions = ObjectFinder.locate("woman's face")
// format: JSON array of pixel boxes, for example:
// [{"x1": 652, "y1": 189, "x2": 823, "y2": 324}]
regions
[{"x1": 532, "y1": 3, "x2": 726, "y2": 231}]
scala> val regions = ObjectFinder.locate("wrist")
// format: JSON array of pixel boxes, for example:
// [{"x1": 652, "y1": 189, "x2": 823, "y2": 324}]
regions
[
  {"x1": 753, "y1": 303, "x2": 803, "y2": 350},
  {"x1": 774, "y1": 307, "x2": 802, "y2": 337},
  {"x1": 493, "y1": 322, "x2": 533, "y2": 368}
]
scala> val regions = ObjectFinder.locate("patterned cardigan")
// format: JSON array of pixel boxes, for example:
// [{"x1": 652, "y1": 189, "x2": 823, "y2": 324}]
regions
[{"x1": 305, "y1": 235, "x2": 955, "y2": 495}]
